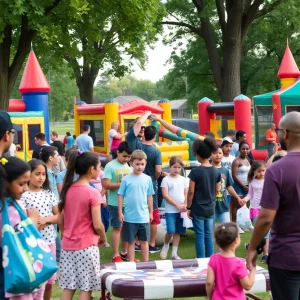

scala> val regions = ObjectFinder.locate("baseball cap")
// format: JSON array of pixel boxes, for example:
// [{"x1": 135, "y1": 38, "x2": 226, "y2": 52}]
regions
[
  {"x1": 221, "y1": 137, "x2": 234, "y2": 146},
  {"x1": 0, "y1": 111, "x2": 22, "y2": 134}
]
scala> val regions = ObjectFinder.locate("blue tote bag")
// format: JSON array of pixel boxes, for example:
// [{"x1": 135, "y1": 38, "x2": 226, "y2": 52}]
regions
[{"x1": 1, "y1": 198, "x2": 58, "y2": 294}]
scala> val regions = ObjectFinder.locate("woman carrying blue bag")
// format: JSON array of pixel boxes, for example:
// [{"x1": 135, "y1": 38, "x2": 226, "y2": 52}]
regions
[{"x1": 0, "y1": 157, "x2": 58, "y2": 300}]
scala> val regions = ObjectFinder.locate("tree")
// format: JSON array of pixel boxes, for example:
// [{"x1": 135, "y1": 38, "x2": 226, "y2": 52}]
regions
[
  {"x1": 0, "y1": 0, "x2": 63, "y2": 110},
  {"x1": 94, "y1": 85, "x2": 115, "y2": 103},
  {"x1": 48, "y1": 0, "x2": 164, "y2": 104},
  {"x1": 160, "y1": 0, "x2": 300, "y2": 109},
  {"x1": 47, "y1": 63, "x2": 79, "y2": 122},
  {"x1": 134, "y1": 79, "x2": 158, "y2": 100},
  {"x1": 162, "y1": 0, "x2": 285, "y2": 102}
]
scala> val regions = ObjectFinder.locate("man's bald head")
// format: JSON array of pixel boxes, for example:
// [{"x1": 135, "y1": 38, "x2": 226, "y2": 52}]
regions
[
  {"x1": 278, "y1": 111, "x2": 300, "y2": 151},
  {"x1": 279, "y1": 111, "x2": 300, "y2": 131}
]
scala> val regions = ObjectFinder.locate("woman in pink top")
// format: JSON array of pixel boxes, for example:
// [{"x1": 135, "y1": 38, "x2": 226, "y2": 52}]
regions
[
  {"x1": 206, "y1": 223, "x2": 256, "y2": 300},
  {"x1": 58, "y1": 151, "x2": 107, "y2": 299}
]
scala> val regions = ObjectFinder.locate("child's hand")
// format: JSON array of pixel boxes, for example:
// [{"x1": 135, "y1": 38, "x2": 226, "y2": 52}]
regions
[
  {"x1": 177, "y1": 203, "x2": 186, "y2": 212},
  {"x1": 38, "y1": 217, "x2": 48, "y2": 226},
  {"x1": 119, "y1": 213, "x2": 124, "y2": 223},
  {"x1": 149, "y1": 212, "x2": 153, "y2": 223},
  {"x1": 237, "y1": 197, "x2": 246, "y2": 206},
  {"x1": 27, "y1": 208, "x2": 39, "y2": 219}
]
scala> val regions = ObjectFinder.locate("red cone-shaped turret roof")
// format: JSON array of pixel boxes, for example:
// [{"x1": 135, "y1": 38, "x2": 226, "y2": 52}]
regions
[
  {"x1": 278, "y1": 45, "x2": 300, "y2": 79},
  {"x1": 19, "y1": 50, "x2": 50, "y2": 93}
]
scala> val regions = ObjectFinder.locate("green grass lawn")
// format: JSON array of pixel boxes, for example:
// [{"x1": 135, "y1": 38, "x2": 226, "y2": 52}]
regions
[
  {"x1": 50, "y1": 123, "x2": 75, "y2": 136},
  {"x1": 52, "y1": 229, "x2": 270, "y2": 300}
]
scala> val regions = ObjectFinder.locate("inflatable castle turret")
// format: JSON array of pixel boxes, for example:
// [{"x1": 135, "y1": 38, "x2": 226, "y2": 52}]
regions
[
  {"x1": 270, "y1": 43, "x2": 300, "y2": 127},
  {"x1": 8, "y1": 50, "x2": 51, "y2": 160}
]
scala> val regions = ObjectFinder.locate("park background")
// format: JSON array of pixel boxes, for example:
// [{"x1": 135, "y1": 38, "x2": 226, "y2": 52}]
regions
[{"x1": 0, "y1": 1, "x2": 297, "y2": 299}]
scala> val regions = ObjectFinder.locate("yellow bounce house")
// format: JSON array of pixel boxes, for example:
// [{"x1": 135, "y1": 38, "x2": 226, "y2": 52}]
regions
[{"x1": 74, "y1": 98, "x2": 202, "y2": 167}]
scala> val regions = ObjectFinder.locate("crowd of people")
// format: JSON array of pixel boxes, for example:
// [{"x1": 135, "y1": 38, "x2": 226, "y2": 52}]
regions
[{"x1": 0, "y1": 109, "x2": 299, "y2": 299}]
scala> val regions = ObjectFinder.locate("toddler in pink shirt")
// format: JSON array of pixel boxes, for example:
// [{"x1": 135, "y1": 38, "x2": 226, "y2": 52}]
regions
[{"x1": 206, "y1": 223, "x2": 256, "y2": 299}]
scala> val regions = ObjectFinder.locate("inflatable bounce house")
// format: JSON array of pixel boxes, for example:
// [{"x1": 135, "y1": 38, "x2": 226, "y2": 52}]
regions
[
  {"x1": 74, "y1": 98, "x2": 201, "y2": 167},
  {"x1": 253, "y1": 43, "x2": 300, "y2": 149},
  {"x1": 7, "y1": 50, "x2": 50, "y2": 161}
]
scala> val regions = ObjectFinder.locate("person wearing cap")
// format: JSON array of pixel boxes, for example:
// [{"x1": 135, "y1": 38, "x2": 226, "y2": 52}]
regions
[
  {"x1": 0, "y1": 111, "x2": 21, "y2": 157},
  {"x1": 221, "y1": 137, "x2": 235, "y2": 176},
  {"x1": 221, "y1": 137, "x2": 236, "y2": 210}
]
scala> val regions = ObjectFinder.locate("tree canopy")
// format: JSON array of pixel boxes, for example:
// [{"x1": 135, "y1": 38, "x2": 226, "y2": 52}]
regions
[
  {"x1": 0, "y1": 0, "x2": 63, "y2": 110},
  {"x1": 160, "y1": 0, "x2": 300, "y2": 109},
  {"x1": 46, "y1": 0, "x2": 164, "y2": 104},
  {"x1": 162, "y1": 0, "x2": 287, "y2": 102}
]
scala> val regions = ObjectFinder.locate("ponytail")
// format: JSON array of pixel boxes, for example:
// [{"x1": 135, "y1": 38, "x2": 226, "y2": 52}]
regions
[
  {"x1": 59, "y1": 151, "x2": 77, "y2": 212},
  {"x1": 59, "y1": 151, "x2": 99, "y2": 212}
]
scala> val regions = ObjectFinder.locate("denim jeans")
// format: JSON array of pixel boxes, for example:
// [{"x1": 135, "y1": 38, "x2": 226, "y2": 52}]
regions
[
  {"x1": 192, "y1": 215, "x2": 214, "y2": 258},
  {"x1": 214, "y1": 212, "x2": 230, "y2": 225}
]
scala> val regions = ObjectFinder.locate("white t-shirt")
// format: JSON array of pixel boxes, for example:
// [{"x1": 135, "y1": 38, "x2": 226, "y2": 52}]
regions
[
  {"x1": 161, "y1": 175, "x2": 189, "y2": 213},
  {"x1": 221, "y1": 155, "x2": 235, "y2": 178},
  {"x1": 20, "y1": 190, "x2": 58, "y2": 244},
  {"x1": 108, "y1": 129, "x2": 118, "y2": 151},
  {"x1": 9, "y1": 143, "x2": 16, "y2": 157}
]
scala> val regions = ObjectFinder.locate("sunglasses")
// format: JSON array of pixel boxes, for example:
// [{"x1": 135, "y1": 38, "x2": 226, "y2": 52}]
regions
[
  {"x1": 275, "y1": 128, "x2": 300, "y2": 134},
  {"x1": 141, "y1": 126, "x2": 146, "y2": 130},
  {"x1": 9, "y1": 130, "x2": 16, "y2": 136}
]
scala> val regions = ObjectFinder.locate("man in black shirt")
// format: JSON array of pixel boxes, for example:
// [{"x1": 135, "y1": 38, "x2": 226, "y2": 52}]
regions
[{"x1": 50, "y1": 131, "x2": 65, "y2": 158}]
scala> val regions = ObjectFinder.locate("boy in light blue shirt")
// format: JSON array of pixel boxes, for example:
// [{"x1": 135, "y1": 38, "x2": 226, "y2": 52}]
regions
[{"x1": 118, "y1": 150, "x2": 154, "y2": 262}]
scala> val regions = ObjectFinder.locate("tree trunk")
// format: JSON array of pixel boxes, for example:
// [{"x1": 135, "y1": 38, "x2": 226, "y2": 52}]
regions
[
  {"x1": 78, "y1": 78, "x2": 95, "y2": 104},
  {"x1": 221, "y1": 42, "x2": 242, "y2": 102}
]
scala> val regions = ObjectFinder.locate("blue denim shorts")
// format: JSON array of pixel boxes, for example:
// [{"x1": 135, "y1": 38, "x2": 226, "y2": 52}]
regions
[
  {"x1": 165, "y1": 213, "x2": 186, "y2": 235},
  {"x1": 108, "y1": 205, "x2": 123, "y2": 228},
  {"x1": 233, "y1": 183, "x2": 248, "y2": 197}
]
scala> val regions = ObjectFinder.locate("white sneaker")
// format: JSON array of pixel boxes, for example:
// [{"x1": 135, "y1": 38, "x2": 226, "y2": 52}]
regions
[
  {"x1": 160, "y1": 245, "x2": 169, "y2": 259},
  {"x1": 248, "y1": 224, "x2": 254, "y2": 230},
  {"x1": 171, "y1": 255, "x2": 181, "y2": 260},
  {"x1": 239, "y1": 226, "x2": 245, "y2": 234}
]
